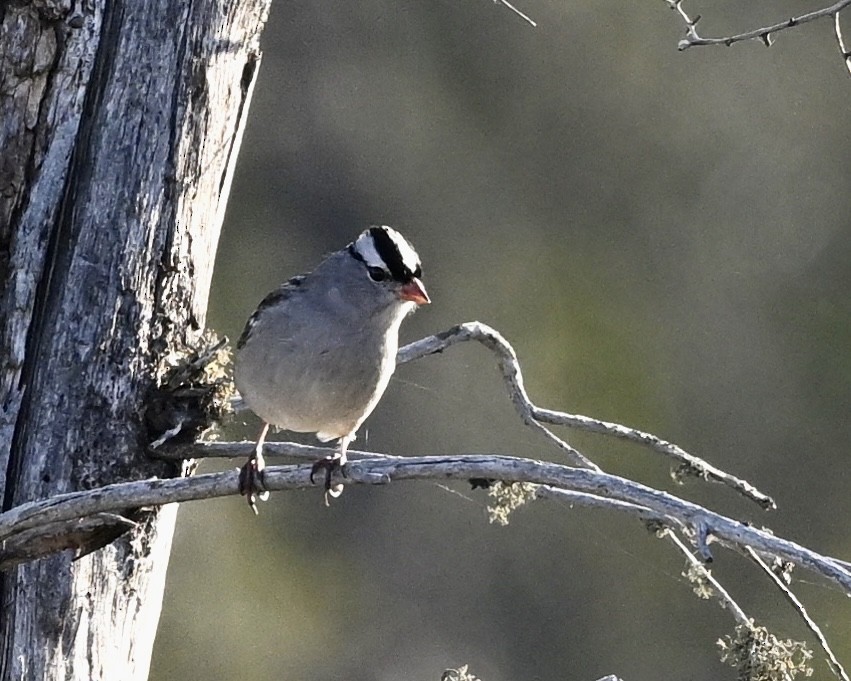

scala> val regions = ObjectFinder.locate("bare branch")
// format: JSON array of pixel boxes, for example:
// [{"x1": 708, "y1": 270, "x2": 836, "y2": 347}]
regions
[
  {"x1": 7, "y1": 320, "x2": 845, "y2": 672},
  {"x1": 400, "y1": 323, "x2": 600, "y2": 470},
  {"x1": 538, "y1": 486, "x2": 750, "y2": 624},
  {"x1": 222, "y1": 323, "x2": 771, "y2": 506},
  {"x1": 2, "y1": 454, "x2": 850, "y2": 594},
  {"x1": 493, "y1": 0, "x2": 536, "y2": 27},
  {"x1": 146, "y1": 323, "x2": 791, "y2": 638},
  {"x1": 530, "y1": 407, "x2": 774, "y2": 509},
  {"x1": 666, "y1": 0, "x2": 851, "y2": 51},
  {"x1": 395, "y1": 322, "x2": 774, "y2": 508},
  {"x1": 668, "y1": 528, "x2": 751, "y2": 625},
  {"x1": 833, "y1": 11, "x2": 851, "y2": 78},
  {"x1": 747, "y1": 548, "x2": 850, "y2": 681}
]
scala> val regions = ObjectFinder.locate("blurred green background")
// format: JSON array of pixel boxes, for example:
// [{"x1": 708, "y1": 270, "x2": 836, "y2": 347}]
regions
[{"x1": 150, "y1": 1, "x2": 851, "y2": 679}]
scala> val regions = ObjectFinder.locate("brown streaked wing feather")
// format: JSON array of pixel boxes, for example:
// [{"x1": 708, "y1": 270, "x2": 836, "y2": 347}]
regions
[{"x1": 236, "y1": 275, "x2": 305, "y2": 349}]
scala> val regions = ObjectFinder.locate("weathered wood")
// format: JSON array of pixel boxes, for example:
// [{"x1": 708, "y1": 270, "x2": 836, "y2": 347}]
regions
[{"x1": 0, "y1": 1, "x2": 269, "y2": 679}]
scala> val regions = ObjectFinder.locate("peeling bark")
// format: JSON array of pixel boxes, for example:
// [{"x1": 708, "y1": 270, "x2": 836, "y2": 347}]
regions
[{"x1": 0, "y1": 1, "x2": 269, "y2": 679}]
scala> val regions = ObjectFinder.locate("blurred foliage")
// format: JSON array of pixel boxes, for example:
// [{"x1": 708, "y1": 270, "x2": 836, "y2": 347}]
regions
[{"x1": 150, "y1": 1, "x2": 851, "y2": 680}]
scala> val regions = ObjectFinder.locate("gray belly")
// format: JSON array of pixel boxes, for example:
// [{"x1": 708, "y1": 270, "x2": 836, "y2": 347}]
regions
[{"x1": 234, "y1": 328, "x2": 396, "y2": 441}]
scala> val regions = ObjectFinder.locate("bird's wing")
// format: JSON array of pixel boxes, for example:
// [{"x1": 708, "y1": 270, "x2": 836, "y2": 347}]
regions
[{"x1": 236, "y1": 275, "x2": 306, "y2": 349}]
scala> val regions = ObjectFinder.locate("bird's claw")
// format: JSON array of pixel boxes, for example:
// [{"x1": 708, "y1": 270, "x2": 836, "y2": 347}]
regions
[
  {"x1": 239, "y1": 451, "x2": 270, "y2": 515},
  {"x1": 310, "y1": 456, "x2": 346, "y2": 505}
]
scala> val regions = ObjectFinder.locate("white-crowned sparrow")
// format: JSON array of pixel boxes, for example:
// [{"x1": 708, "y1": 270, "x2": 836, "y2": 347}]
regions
[{"x1": 234, "y1": 226, "x2": 430, "y2": 509}]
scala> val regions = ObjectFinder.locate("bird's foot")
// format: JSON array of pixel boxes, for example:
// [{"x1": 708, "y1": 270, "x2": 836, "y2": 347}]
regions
[
  {"x1": 238, "y1": 450, "x2": 270, "y2": 515},
  {"x1": 310, "y1": 455, "x2": 347, "y2": 505}
]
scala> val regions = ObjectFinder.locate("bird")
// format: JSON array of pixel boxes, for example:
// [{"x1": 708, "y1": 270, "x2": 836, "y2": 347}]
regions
[{"x1": 233, "y1": 225, "x2": 430, "y2": 510}]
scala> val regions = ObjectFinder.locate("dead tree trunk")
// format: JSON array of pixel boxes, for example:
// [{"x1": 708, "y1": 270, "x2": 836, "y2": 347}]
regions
[{"x1": 0, "y1": 2, "x2": 270, "y2": 679}]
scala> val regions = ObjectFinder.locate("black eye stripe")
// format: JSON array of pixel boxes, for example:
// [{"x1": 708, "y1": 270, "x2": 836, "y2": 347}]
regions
[
  {"x1": 368, "y1": 227, "x2": 414, "y2": 281},
  {"x1": 367, "y1": 266, "x2": 387, "y2": 282}
]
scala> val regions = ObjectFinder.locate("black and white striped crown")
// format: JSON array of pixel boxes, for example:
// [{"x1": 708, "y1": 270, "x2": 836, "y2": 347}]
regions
[{"x1": 349, "y1": 226, "x2": 422, "y2": 282}]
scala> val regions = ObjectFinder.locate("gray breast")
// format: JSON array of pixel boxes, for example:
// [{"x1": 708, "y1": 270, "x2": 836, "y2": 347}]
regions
[{"x1": 234, "y1": 263, "x2": 405, "y2": 440}]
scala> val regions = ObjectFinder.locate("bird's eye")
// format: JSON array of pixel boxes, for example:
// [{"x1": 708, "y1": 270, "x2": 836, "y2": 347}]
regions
[
  {"x1": 412, "y1": 265, "x2": 422, "y2": 279},
  {"x1": 368, "y1": 266, "x2": 387, "y2": 282}
]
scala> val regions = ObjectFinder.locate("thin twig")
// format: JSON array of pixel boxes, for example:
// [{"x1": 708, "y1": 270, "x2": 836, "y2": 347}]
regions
[
  {"x1": 493, "y1": 0, "x2": 536, "y2": 27},
  {"x1": 833, "y1": 11, "x2": 851, "y2": 78},
  {"x1": 1, "y1": 454, "x2": 850, "y2": 593},
  {"x1": 666, "y1": 528, "x2": 750, "y2": 625},
  {"x1": 397, "y1": 322, "x2": 600, "y2": 471},
  {"x1": 530, "y1": 406, "x2": 774, "y2": 509},
  {"x1": 665, "y1": 0, "x2": 851, "y2": 50},
  {"x1": 746, "y1": 547, "x2": 850, "y2": 681},
  {"x1": 538, "y1": 486, "x2": 750, "y2": 624},
  {"x1": 396, "y1": 322, "x2": 773, "y2": 508}
]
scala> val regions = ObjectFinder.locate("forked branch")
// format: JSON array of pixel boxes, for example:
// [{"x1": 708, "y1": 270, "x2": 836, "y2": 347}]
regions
[
  {"x1": 665, "y1": 0, "x2": 851, "y2": 77},
  {"x1": 396, "y1": 322, "x2": 774, "y2": 508},
  {"x1": 0, "y1": 321, "x2": 848, "y2": 678}
]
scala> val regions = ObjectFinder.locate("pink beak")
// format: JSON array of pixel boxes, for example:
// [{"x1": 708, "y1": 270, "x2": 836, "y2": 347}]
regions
[{"x1": 398, "y1": 278, "x2": 430, "y2": 305}]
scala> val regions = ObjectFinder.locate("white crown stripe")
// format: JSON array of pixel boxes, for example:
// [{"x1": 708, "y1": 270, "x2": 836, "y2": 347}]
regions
[
  {"x1": 354, "y1": 232, "x2": 386, "y2": 268},
  {"x1": 353, "y1": 226, "x2": 421, "y2": 273}
]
